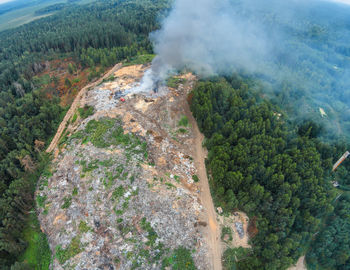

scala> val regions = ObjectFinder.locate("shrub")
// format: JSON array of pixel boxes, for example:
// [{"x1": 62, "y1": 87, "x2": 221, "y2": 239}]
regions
[{"x1": 78, "y1": 105, "x2": 94, "y2": 119}]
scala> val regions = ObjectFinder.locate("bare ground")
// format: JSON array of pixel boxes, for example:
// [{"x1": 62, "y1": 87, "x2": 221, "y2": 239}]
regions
[
  {"x1": 46, "y1": 63, "x2": 122, "y2": 154},
  {"x1": 184, "y1": 99, "x2": 222, "y2": 270},
  {"x1": 288, "y1": 256, "x2": 307, "y2": 270}
]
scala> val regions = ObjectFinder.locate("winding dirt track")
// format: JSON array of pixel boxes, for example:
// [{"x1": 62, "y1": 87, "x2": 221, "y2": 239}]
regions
[
  {"x1": 46, "y1": 63, "x2": 122, "y2": 153},
  {"x1": 184, "y1": 101, "x2": 222, "y2": 270}
]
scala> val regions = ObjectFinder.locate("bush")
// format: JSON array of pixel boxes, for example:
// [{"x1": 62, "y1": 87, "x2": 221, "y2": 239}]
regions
[
  {"x1": 55, "y1": 236, "x2": 82, "y2": 265},
  {"x1": 178, "y1": 116, "x2": 189, "y2": 127},
  {"x1": 221, "y1": 226, "x2": 233, "y2": 243},
  {"x1": 192, "y1": 175, "x2": 199, "y2": 183},
  {"x1": 61, "y1": 196, "x2": 72, "y2": 209},
  {"x1": 78, "y1": 105, "x2": 94, "y2": 119}
]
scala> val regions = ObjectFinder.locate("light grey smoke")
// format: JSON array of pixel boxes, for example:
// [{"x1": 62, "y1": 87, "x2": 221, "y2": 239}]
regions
[
  {"x1": 140, "y1": 0, "x2": 350, "y2": 139},
  {"x1": 148, "y1": 0, "x2": 271, "y2": 83}
]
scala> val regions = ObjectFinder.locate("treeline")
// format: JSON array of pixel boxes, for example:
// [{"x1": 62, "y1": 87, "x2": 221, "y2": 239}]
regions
[
  {"x1": 190, "y1": 77, "x2": 338, "y2": 269},
  {"x1": 0, "y1": 0, "x2": 169, "y2": 267},
  {"x1": 0, "y1": 91, "x2": 63, "y2": 267}
]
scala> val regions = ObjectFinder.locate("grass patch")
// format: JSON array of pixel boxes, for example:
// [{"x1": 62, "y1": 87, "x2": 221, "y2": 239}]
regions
[
  {"x1": 78, "y1": 105, "x2": 94, "y2": 119},
  {"x1": 61, "y1": 196, "x2": 72, "y2": 209},
  {"x1": 123, "y1": 54, "x2": 155, "y2": 66},
  {"x1": 36, "y1": 195, "x2": 47, "y2": 208},
  {"x1": 70, "y1": 118, "x2": 148, "y2": 161},
  {"x1": 55, "y1": 236, "x2": 82, "y2": 265},
  {"x1": 99, "y1": 158, "x2": 114, "y2": 167},
  {"x1": 222, "y1": 247, "x2": 251, "y2": 270},
  {"x1": 72, "y1": 187, "x2": 78, "y2": 196},
  {"x1": 162, "y1": 247, "x2": 196, "y2": 270},
  {"x1": 18, "y1": 212, "x2": 52, "y2": 269},
  {"x1": 165, "y1": 182, "x2": 176, "y2": 189},
  {"x1": 102, "y1": 75, "x2": 115, "y2": 83},
  {"x1": 71, "y1": 113, "x2": 78, "y2": 123},
  {"x1": 112, "y1": 185, "x2": 125, "y2": 202},
  {"x1": 78, "y1": 221, "x2": 91, "y2": 233},
  {"x1": 221, "y1": 226, "x2": 233, "y2": 243},
  {"x1": 192, "y1": 175, "x2": 199, "y2": 183},
  {"x1": 140, "y1": 217, "x2": 158, "y2": 247},
  {"x1": 82, "y1": 160, "x2": 99, "y2": 173},
  {"x1": 167, "y1": 77, "x2": 187, "y2": 88},
  {"x1": 177, "y1": 128, "x2": 188, "y2": 134},
  {"x1": 178, "y1": 116, "x2": 189, "y2": 127}
]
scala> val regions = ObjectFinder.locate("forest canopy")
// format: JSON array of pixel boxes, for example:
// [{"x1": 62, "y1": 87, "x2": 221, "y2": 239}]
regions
[{"x1": 190, "y1": 77, "x2": 340, "y2": 269}]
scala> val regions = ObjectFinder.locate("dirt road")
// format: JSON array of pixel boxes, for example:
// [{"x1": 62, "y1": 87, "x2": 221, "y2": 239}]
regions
[
  {"x1": 184, "y1": 101, "x2": 222, "y2": 270},
  {"x1": 288, "y1": 256, "x2": 307, "y2": 270},
  {"x1": 46, "y1": 63, "x2": 122, "y2": 153}
]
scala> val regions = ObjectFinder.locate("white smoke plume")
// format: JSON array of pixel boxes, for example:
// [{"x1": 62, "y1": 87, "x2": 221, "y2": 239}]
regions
[{"x1": 140, "y1": 0, "x2": 276, "y2": 91}]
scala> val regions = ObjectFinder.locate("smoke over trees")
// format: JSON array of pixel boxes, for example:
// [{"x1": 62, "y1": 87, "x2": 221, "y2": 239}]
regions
[{"x1": 150, "y1": 0, "x2": 350, "y2": 139}]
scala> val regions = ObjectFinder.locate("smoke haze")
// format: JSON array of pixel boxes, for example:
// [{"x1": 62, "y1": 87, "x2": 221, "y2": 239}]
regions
[
  {"x1": 142, "y1": 0, "x2": 350, "y2": 139},
  {"x1": 150, "y1": 0, "x2": 272, "y2": 78}
]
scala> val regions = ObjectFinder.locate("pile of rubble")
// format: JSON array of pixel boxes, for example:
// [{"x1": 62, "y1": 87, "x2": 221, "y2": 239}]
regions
[{"x1": 37, "y1": 65, "x2": 211, "y2": 269}]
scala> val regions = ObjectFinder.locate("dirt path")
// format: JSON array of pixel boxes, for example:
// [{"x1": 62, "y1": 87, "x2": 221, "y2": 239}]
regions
[
  {"x1": 46, "y1": 63, "x2": 122, "y2": 153},
  {"x1": 288, "y1": 256, "x2": 307, "y2": 270},
  {"x1": 184, "y1": 101, "x2": 222, "y2": 270}
]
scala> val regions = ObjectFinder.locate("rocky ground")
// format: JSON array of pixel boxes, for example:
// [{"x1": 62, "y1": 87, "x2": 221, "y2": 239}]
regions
[{"x1": 36, "y1": 64, "x2": 214, "y2": 269}]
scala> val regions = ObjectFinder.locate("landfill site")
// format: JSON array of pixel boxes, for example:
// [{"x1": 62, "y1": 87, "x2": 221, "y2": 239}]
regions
[{"x1": 36, "y1": 64, "x2": 250, "y2": 270}]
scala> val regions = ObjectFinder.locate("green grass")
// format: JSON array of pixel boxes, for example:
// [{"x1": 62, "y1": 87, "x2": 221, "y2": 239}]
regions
[
  {"x1": 102, "y1": 75, "x2": 115, "y2": 83},
  {"x1": 140, "y1": 217, "x2": 158, "y2": 247},
  {"x1": 36, "y1": 195, "x2": 47, "y2": 208},
  {"x1": 178, "y1": 116, "x2": 189, "y2": 127},
  {"x1": 162, "y1": 247, "x2": 196, "y2": 270},
  {"x1": 78, "y1": 221, "x2": 91, "y2": 233},
  {"x1": 112, "y1": 185, "x2": 125, "y2": 201},
  {"x1": 192, "y1": 175, "x2": 199, "y2": 183},
  {"x1": 167, "y1": 77, "x2": 187, "y2": 88},
  {"x1": 165, "y1": 182, "x2": 176, "y2": 189},
  {"x1": 18, "y1": 212, "x2": 52, "y2": 269},
  {"x1": 71, "y1": 118, "x2": 148, "y2": 160},
  {"x1": 61, "y1": 196, "x2": 72, "y2": 209},
  {"x1": 78, "y1": 105, "x2": 94, "y2": 119},
  {"x1": 221, "y1": 226, "x2": 233, "y2": 243},
  {"x1": 72, "y1": 187, "x2": 78, "y2": 196},
  {"x1": 222, "y1": 247, "x2": 251, "y2": 270},
  {"x1": 71, "y1": 113, "x2": 78, "y2": 123},
  {"x1": 123, "y1": 54, "x2": 155, "y2": 66},
  {"x1": 55, "y1": 236, "x2": 82, "y2": 265},
  {"x1": 177, "y1": 128, "x2": 188, "y2": 134}
]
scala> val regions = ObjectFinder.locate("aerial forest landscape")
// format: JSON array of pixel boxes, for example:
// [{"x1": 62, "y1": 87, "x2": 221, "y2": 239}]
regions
[{"x1": 0, "y1": 0, "x2": 350, "y2": 269}]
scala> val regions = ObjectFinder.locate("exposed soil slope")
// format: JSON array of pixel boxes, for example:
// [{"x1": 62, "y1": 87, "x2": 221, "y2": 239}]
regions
[{"x1": 46, "y1": 63, "x2": 122, "y2": 154}]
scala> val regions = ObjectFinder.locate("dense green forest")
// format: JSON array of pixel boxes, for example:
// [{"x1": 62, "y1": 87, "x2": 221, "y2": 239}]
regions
[
  {"x1": 0, "y1": 0, "x2": 169, "y2": 268},
  {"x1": 190, "y1": 77, "x2": 350, "y2": 269},
  {"x1": 306, "y1": 194, "x2": 350, "y2": 269}
]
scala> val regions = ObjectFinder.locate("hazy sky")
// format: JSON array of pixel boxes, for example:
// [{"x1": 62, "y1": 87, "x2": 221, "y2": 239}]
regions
[
  {"x1": 331, "y1": 0, "x2": 350, "y2": 4},
  {"x1": 0, "y1": 0, "x2": 14, "y2": 4}
]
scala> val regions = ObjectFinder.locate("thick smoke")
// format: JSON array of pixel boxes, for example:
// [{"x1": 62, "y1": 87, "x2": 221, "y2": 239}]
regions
[
  {"x1": 138, "y1": 0, "x2": 350, "y2": 139},
  {"x1": 143, "y1": 0, "x2": 272, "y2": 87}
]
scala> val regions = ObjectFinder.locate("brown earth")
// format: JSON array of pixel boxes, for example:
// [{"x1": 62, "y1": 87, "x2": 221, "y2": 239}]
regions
[
  {"x1": 46, "y1": 63, "x2": 122, "y2": 154},
  {"x1": 184, "y1": 97, "x2": 222, "y2": 270}
]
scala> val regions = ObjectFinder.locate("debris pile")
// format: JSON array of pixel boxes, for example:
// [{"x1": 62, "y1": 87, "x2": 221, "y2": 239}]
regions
[{"x1": 37, "y1": 65, "x2": 212, "y2": 269}]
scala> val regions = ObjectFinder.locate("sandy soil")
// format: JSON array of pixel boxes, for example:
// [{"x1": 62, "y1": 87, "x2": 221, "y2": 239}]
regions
[
  {"x1": 46, "y1": 63, "x2": 122, "y2": 154},
  {"x1": 184, "y1": 100, "x2": 222, "y2": 270}
]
